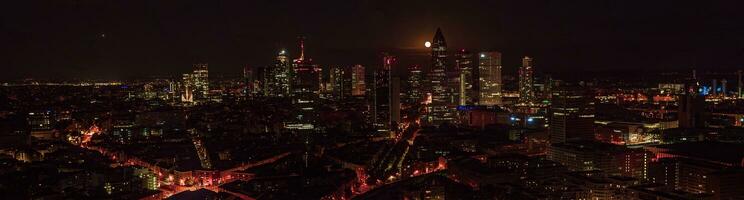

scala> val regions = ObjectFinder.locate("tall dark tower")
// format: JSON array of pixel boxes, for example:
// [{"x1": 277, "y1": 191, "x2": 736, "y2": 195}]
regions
[
  {"x1": 373, "y1": 54, "x2": 400, "y2": 131},
  {"x1": 243, "y1": 65, "x2": 254, "y2": 96},
  {"x1": 678, "y1": 73, "x2": 706, "y2": 129},
  {"x1": 287, "y1": 37, "x2": 321, "y2": 131},
  {"x1": 407, "y1": 64, "x2": 424, "y2": 104},
  {"x1": 426, "y1": 28, "x2": 454, "y2": 124},
  {"x1": 549, "y1": 86, "x2": 595, "y2": 144}
]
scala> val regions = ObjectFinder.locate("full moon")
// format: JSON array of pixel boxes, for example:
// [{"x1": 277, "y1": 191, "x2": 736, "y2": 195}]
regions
[{"x1": 424, "y1": 41, "x2": 431, "y2": 48}]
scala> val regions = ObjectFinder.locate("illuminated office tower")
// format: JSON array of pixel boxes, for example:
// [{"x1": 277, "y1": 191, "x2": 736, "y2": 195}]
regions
[
  {"x1": 549, "y1": 87, "x2": 595, "y2": 144},
  {"x1": 287, "y1": 38, "x2": 321, "y2": 130},
  {"x1": 266, "y1": 50, "x2": 292, "y2": 97},
  {"x1": 519, "y1": 56, "x2": 536, "y2": 105},
  {"x1": 192, "y1": 63, "x2": 209, "y2": 101},
  {"x1": 455, "y1": 49, "x2": 475, "y2": 105},
  {"x1": 407, "y1": 65, "x2": 424, "y2": 104},
  {"x1": 351, "y1": 64, "x2": 366, "y2": 97},
  {"x1": 323, "y1": 66, "x2": 344, "y2": 100},
  {"x1": 374, "y1": 55, "x2": 398, "y2": 130},
  {"x1": 426, "y1": 28, "x2": 454, "y2": 124},
  {"x1": 327, "y1": 66, "x2": 352, "y2": 100},
  {"x1": 721, "y1": 79, "x2": 727, "y2": 96},
  {"x1": 180, "y1": 76, "x2": 194, "y2": 104},
  {"x1": 181, "y1": 63, "x2": 209, "y2": 103},
  {"x1": 478, "y1": 51, "x2": 502, "y2": 105}
]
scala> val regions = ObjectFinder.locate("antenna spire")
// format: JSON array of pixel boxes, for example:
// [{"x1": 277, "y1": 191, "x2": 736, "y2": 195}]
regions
[{"x1": 299, "y1": 36, "x2": 305, "y2": 61}]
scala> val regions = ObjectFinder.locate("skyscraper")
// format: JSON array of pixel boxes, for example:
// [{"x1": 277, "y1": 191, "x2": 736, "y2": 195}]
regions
[
  {"x1": 455, "y1": 49, "x2": 475, "y2": 105},
  {"x1": 287, "y1": 38, "x2": 321, "y2": 130},
  {"x1": 327, "y1": 65, "x2": 352, "y2": 100},
  {"x1": 519, "y1": 56, "x2": 535, "y2": 105},
  {"x1": 351, "y1": 64, "x2": 366, "y2": 97},
  {"x1": 243, "y1": 66, "x2": 254, "y2": 96},
  {"x1": 426, "y1": 28, "x2": 454, "y2": 124},
  {"x1": 407, "y1": 64, "x2": 424, "y2": 104},
  {"x1": 391, "y1": 76, "x2": 401, "y2": 128},
  {"x1": 192, "y1": 63, "x2": 209, "y2": 96},
  {"x1": 722, "y1": 79, "x2": 728, "y2": 96},
  {"x1": 549, "y1": 87, "x2": 595, "y2": 144},
  {"x1": 478, "y1": 52, "x2": 502, "y2": 105},
  {"x1": 327, "y1": 66, "x2": 339, "y2": 98},
  {"x1": 266, "y1": 50, "x2": 292, "y2": 97},
  {"x1": 292, "y1": 40, "x2": 321, "y2": 98},
  {"x1": 678, "y1": 78, "x2": 706, "y2": 129},
  {"x1": 373, "y1": 55, "x2": 397, "y2": 130},
  {"x1": 182, "y1": 63, "x2": 209, "y2": 103}
]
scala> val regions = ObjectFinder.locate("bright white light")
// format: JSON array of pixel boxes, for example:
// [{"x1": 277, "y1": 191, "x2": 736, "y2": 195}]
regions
[
  {"x1": 280, "y1": 50, "x2": 286, "y2": 54},
  {"x1": 480, "y1": 54, "x2": 485, "y2": 58},
  {"x1": 424, "y1": 41, "x2": 431, "y2": 48}
]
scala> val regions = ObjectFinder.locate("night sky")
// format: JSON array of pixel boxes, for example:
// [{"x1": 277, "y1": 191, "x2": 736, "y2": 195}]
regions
[{"x1": 2, "y1": 0, "x2": 743, "y2": 80}]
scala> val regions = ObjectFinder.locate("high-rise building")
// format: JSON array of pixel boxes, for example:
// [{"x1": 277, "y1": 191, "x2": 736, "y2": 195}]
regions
[
  {"x1": 407, "y1": 64, "x2": 424, "y2": 104},
  {"x1": 192, "y1": 63, "x2": 209, "y2": 97},
  {"x1": 243, "y1": 66, "x2": 254, "y2": 96},
  {"x1": 519, "y1": 56, "x2": 535, "y2": 105},
  {"x1": 455, "y1": 49, "x2": 475, "y2": 105},
  {"x1": 182, "y1": 63, "x2": 209, "y2": 103},
  {"x1": 327, "y1": 66, "x2": 352, "y2": 100},
  {"x1": 351, "y1": 65, "x2": 366, "y2": 97},
  {"x1": 678, "y1": 79, "x2": 706, "y2": 129},
  {"x1": 426, "y1": 28, "x2": 454, "y2": 124},
  {"x1": 327, "y1": 66, "x2": 341, "y2": 99},
  {"x1": 374, "y1": 55, "x2": 398, "y2": 130},
  {"x1": 266, "y1": 50, "x2": 292, "y2": 97},
  {"x1": 544, "y1": 74, "x2": 553, "y2": 100},
  {"x1": 549, "y1": 87, "x2": 595, "y2": 144},
  {"x1": 287, "y1": 38, "x2": 321, "y2": 130},
  {"x1": 478, "y1": 52, "x2": 502, "y2": 105},
  {"x1": 292, "y1": 43, "x2": 321, "y2": 98},
  {"x1": 721, "y1": 79, "x2": 727, "y2": 96},
  {"x1": 391, "y1": 77, "x2": 401, "y2": 127}
]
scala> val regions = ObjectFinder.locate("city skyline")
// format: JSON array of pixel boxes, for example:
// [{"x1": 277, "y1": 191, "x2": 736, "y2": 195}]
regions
[
  {"x1": 3, "y1": 1, "x2": 744, "y2": 200},
  {"x1": 3, "y1": 1, "x2": 744, "y2": 80}
]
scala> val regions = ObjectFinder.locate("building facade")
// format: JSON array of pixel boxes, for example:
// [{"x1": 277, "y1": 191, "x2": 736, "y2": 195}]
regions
[
  {"x1": 426, "y1": 28, "x2": 455, "y2": 124},
  {"x1": 478, "y1": 52, "x2": 502, "y2": 106},
  {"x1": 455, "y1": 49, "x2": 475, "y2": 105},
  {"x1": 519, "y1": 56, "x2": 535, "y2": 105},
  {"x1": 549, "y1": 87, "x2": 595, "y2": 144}
]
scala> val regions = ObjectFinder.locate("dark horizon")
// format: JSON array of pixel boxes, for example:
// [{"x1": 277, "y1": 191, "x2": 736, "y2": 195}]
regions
[{"x1": 2, "y1": 0, "x2": 744, "y2": 80}]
